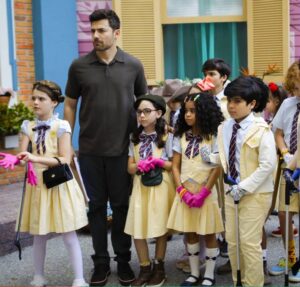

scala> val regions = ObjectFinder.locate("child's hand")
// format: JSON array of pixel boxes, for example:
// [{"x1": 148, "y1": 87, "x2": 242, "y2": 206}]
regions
[
  {"x1": 283, "y1": 168, "x2": 298, "y2": 194},
  {"x1": 283, "y1": 153, "x2": 294, "y2": 165},
  {"x1": 147, "y1": 157, "x2": 165, "y2": 168},
  {"x1": 176, "y1": 185, "x2": 194, "y2": 207},
  {"x1": 229, "y1": 185, "x2": 247, "y2": 202},
  {"x1": 27, "y1": 161, "x2": 38, "y2": 186},
  {"x1": 0, "y1": 152, "x2": 20, "y2": 170},
  {"x1": 17, "y1": 152, "x2": 38, "y2": 163},
  {"x1": 191, "y1": 187, "x2": 211, "y2": 208}
]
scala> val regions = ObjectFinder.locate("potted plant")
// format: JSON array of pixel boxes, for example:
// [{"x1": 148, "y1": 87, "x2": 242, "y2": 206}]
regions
[{"x1": 0, "y1": 102, "x2": 34, "y2": 149}]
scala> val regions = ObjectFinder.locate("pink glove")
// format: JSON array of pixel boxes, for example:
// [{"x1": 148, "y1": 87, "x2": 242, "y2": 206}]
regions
[
  {"x1": 191, "y1": 187, "x2": 211, "y2": 208},
  {"x1": 147, "y1": 157, "x2": 165, "y2": 168},
  {"x1": 137, "y1": 159, "x2": 153, "y2": 173},
  {"x1": 0, "y1": 152, "x2": 20, "y2": 170},
  {"x1": 176, "y1": 185, "x2": 194, "y2": 208},
  {"x1": 27, "y1": 161, "x2": 37, "y2": 186},
  {"x1": 196, "y1": 78, "x2": 215, "y2": 91}
]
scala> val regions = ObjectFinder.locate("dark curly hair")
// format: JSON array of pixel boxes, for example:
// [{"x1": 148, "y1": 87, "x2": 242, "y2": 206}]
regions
[
  {"x1": 174, "y1": 92, "x2": 224, "y2": 140},
  {"x1": 89, "y1": 9, "x2": 120, "y2": 30},
  {"x1": 131, "y1": 101, "x2": 167, "y2": 148},
  {"x1": 224, "y1": 76, "x2": 269, "y2": 112}
]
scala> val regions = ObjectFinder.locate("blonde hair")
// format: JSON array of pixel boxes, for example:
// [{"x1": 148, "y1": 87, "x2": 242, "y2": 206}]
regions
[{"x1": 284, "y1": 60, "x2": 300, "y2": 95}]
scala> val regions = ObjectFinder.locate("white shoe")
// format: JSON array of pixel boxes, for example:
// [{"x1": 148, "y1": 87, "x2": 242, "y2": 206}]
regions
[
  {"x1": 72, "y1": 278, "x2": 89, "y2": 287},
  {"x1": 30, "y1": 275, "x2": 47, "y2": 286}
]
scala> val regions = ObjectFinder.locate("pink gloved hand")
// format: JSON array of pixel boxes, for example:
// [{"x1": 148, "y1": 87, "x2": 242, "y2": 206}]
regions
[
  {"x1": 137, "y1": 159, "x2": 154, "y2": 173},
  {"x1": 0, "y1": 152, "x2": 20, "y2": 170},
  {"x1": 176, "y1": 185, "x2": 194, "y2": 208},
  {"x1": 196, "y1": 78, "x2": 215, "y2": 91},
  {"x1": 147, "y1": 157, "x2": 165, "y2": 168},
  {"x1": 190, "y1": 187, "x2": 211, "y2": 208},
  {"x1": 27, "y1": 161, "x2": 37, "y2": 186}
]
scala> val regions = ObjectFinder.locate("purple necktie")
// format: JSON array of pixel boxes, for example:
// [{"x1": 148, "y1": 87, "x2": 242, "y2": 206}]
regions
[
  {"x1": 185, "y1": 131, "x2": 202, "y2": 159},
  {"x1": 289, "y1": 103, "x2": 300, "y2": 154},
  {"x1": 229, "y1": 123, "x2": 241, "y2": 180},
  {"x1": 32, "y1": 125, "x2": 50, "y2": 154},
  {"x1": 139, "y1": 134, "x2": 156, "y2": 159}
]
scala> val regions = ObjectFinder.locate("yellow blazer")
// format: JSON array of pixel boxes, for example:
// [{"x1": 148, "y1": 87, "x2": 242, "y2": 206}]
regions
[{"x1": 217, "y1": 117, "x2": 277, "y2": 193}]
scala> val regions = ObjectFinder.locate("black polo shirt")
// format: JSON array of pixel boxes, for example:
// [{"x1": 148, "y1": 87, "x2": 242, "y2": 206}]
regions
[{"x1": 66, "y1": 47, "x2": 147, "y2": 156}]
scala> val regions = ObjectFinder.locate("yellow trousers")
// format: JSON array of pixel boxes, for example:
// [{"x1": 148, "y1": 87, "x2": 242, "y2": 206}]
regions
[{"x1": 225, "y1": 193, "x2": 272, "y2": 287}]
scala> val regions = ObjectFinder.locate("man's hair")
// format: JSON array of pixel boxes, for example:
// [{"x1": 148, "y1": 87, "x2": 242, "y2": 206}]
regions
[
  {"x1": 89, "y1": 9, "x2": 120, "y2": 30},
  {"x1": 202, "y1": 58, "x2": 231, "y2": 78}
]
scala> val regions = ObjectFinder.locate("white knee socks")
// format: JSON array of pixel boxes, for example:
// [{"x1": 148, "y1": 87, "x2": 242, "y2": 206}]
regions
[
  {"x1": 62, "y1": 231, "x2": 85, "y2": 281},
  {"x1": 186, "y1": 243, "x2": 200, "y2": 282},
  {"x1": 202, "y1": 247, "x2": 218, "y2": 285}
]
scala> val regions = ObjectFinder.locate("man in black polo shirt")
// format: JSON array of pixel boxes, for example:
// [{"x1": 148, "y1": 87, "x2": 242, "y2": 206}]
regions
[{"x1": 64, "y1": 9, "x2": 147, "y2": 286}]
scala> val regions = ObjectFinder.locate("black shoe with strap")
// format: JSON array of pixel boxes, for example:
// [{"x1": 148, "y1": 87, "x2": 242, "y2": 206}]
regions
[
  {"x1": 180, "y1": 275, "x2": 200, "y2": 286},
  {"x1": 117, "y1": 262, "x2": 135, "y2": 286},
  {"x1": 90, "y1": 263, "x2": 111, "y2": 286}
]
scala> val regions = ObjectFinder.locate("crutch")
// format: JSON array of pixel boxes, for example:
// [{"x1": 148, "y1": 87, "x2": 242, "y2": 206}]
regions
[
  {"x1": 14, "y1": 161, "x2": 28, "y2": 260},
  {"x1": 285, "y1": 182, "x2": 290, "y2": 286},
  {"x1": 224, "y1": 174, "x2": 243, "y2": 286}
]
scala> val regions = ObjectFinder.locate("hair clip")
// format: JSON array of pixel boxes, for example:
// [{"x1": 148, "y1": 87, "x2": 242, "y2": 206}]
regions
[
  {"x1": 194, "y1": 94, "x2": 200, "y2": 101},
  {"x1": 268, "y1": 82, "x2": 278, "y2": 93}
]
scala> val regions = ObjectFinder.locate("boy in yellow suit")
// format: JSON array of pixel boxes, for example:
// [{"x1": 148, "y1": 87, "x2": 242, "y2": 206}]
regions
[{"x1": 217, "y1": 76, "x2": 277, "y2": 286}]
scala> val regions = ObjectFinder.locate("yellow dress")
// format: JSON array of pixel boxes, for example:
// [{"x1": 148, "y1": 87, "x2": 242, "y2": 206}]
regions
[
  {"x1": 18, "y1": 120, "x2": 88, "y2": 235},
  {"x1": 124, "y1": 139, "x2": 175, "y2": 239},
  {"x1": 167, "y1": 136, "x2": 224, "y2": 235}
]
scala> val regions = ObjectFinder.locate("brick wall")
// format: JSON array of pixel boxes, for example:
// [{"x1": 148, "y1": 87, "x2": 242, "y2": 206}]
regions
[{"x1": 0, "y1": 0, "x2": 35, "y2": 185}]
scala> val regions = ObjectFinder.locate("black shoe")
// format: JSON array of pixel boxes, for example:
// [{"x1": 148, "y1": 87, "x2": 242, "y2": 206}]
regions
[
  {"x1": 181, "y1": 275, "x2": 200, "y2": 286},
  {"x1": 219, "y1": 239, "x2": 228, "y2": 258},
  {"x1": 90, "y1": 264, "x2": 111, "y2": 286},
  {"x1": 117, "y1": 262, "x2": 135, "y2": 286}
]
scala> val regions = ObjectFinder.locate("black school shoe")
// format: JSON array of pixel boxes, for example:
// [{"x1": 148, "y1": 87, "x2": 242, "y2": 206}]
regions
[
  {"x1": 117, "y1": 262, "x2": 135, "y2": 286},
  {"x1": 90, "y1": 264, "x2": 111, "y2": 286}
]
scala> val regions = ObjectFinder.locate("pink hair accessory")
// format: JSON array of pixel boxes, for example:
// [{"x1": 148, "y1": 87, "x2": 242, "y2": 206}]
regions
[
  {"x1": 196, "y1": 78, "x2": 215, "y2": 91},
  {"x1": 0, "y1": 152, "x2": 20, "y2": 170},
  {"x1": 268, "y1": 82, "x2": 278, "y2": 93},
  {"x1": 27, "y1": 161, "x2": 37, "y2": 186}
]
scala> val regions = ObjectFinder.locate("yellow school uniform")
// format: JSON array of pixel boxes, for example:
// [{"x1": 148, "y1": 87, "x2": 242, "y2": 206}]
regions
[
  {"x1": 167, "y1": 135, "x2": 224, "y2": 235},
  {"x1": 18, "y1": 120, "x2": 88, "y2": 235},
  {"x1": 218, "y1": 117, "x2": 276, "y2": 287},
  {"x1": 124, "y1": 138, "x2": 175, "y2": 239}
]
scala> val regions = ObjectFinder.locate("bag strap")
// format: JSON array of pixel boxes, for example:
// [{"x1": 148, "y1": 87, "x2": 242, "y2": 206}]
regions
[{"x1": 53, "y1": 157, "x2": 62, "y2": 165}]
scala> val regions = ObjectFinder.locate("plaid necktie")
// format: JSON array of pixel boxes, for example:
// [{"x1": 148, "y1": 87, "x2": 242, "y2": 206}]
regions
[
  {"x1": 139, "y1": 133, "x2": 156, "y2": 159},
  {"x1": 229, "y1": 123, "x2": 241, "y2": 180},
  {"x1": 289, "y1": 103, "x2": 300, "y2": 154},
  {"x1": 32, "y1": 125, "x2": 50, "y2": 154},
  {"x1": 185, "y1": 131, "x2": 202, "y2": 159}
]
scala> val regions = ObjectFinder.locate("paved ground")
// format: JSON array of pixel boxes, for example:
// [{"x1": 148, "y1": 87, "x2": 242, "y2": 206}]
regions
[{"x1": 1, "y1": 182, "x2": 300, "y2": 286}]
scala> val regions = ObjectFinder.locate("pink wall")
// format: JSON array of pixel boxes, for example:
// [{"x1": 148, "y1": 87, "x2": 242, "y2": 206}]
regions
[
  {"x1": 290, "y1": 0, "x2": 300, "y2": 63},
  {"x1": 77, "y1": 0, "x2": 112, "y2": 56}
]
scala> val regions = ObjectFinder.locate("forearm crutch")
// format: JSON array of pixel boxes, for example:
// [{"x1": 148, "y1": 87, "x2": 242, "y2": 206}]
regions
[
  {"x1": 234, "y1": 198, "x2": 243, "y2": 287},
  {"x1": 14, "y1": 161, "x2": 28, "y2": 260},
  {"x1": 285, "y1": 184, "x2": 290, "y2": 287},
  {"x1": 291, "y1": 192, "x2": 300, "y2": 275}
]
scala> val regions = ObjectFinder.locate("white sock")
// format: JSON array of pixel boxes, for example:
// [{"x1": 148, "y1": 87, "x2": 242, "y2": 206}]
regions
[
  {"x1": 62, "y1": 231, "x2": 84, "y2": 281},
  {"x1": 202, "y1": 248, "x2": 218, "y2": 285},
  {"x1": 32, "y1": 235, "x2": 49, "y2": 277},
  {"x1": 186, "y1": 243, "x2": 200, "y2": 282},
  {"x1": 262, "y1": 249, "x2": 267, "y2": 261}
]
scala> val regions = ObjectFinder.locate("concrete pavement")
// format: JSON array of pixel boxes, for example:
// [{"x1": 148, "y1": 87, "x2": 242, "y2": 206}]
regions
[{"x1": 0, "y1": 182, "x2": 300, "y2": 286}]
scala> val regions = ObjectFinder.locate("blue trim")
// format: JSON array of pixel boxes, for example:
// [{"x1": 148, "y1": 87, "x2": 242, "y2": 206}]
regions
[{"x1": 6, "y1": 0, "x2": 18, "y2": 90}]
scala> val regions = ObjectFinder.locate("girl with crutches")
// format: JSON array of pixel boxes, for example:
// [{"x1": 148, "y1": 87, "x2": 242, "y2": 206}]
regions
[{"x1": 216, "y1": 76, "x2": 277, "y2": 286}]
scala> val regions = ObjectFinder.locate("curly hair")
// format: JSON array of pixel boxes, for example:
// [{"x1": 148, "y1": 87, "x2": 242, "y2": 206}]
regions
[
  {"x1": 224, "y1": 76, "x2": 269, "y2": 112},
  {"x1": 131, "y1": 101, "x2": 167, "y2": 148},
  {"x1": 284, "y1": 60, "x2": 300, "y2": 95},
  {"x1": 174, "y1": 92, "x2": 224, "y2": 140}
]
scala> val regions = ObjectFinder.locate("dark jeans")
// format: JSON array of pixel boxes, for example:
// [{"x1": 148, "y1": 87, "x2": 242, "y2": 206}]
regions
[{"x1": 79, "y1": 154, "x2": 131, "y2": 266}]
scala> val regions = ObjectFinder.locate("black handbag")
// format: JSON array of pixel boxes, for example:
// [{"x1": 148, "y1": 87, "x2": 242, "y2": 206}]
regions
[
  {"x1": 43, "y1": 157, "x2": 73, "y2": 188},
  {"x1": 141, "y1": 167, "x2": 163, "y2": 187}
]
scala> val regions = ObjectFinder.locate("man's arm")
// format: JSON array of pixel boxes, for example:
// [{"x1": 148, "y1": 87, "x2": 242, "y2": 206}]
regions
[{"x1": 64, "y1": 97, "x2": 78, "y2": 132}]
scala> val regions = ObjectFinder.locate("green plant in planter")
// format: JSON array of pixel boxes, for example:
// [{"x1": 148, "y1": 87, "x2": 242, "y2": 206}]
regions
[{"x1": 0, "y1": 103, "x2": 35, "y2": 136}]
